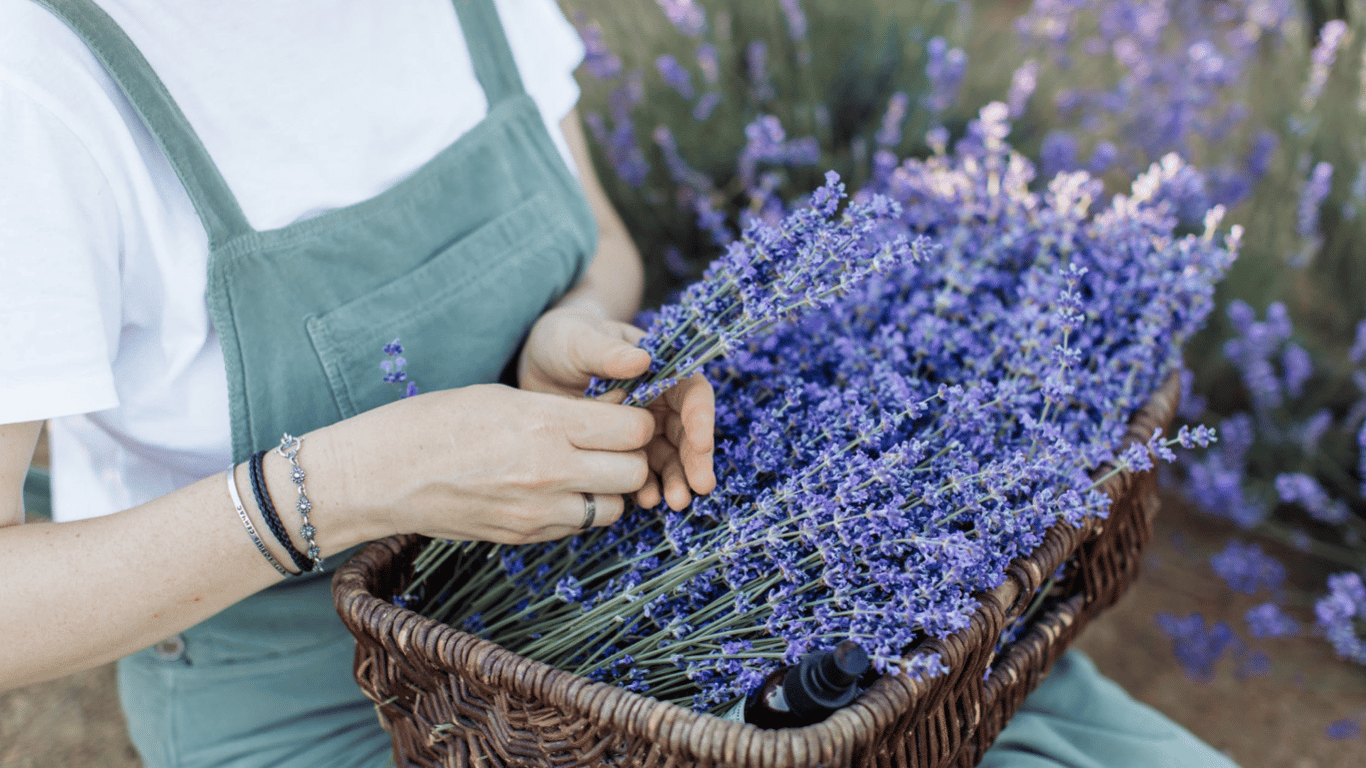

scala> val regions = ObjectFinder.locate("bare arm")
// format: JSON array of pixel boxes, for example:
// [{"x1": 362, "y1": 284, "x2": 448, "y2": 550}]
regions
[
  {"x1": 550, "y1": 108, "x2": 644, "y2": 323},
  {"x1": 0, "y1": 421, "x2": 40, "y2": 527},
  {"x1": 0, "y1": 384, "x2": 655, "y2": 692},
  {"x1": 0, "y1": 420, "x2": 355, "y2": 689}
]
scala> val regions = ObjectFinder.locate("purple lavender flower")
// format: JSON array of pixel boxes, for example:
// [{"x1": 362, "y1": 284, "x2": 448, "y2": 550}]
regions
[
  {"x1": 692, "y1": 92, "x2": 721, "y2": 122},
  {"x1": 380, "y1": 338, "x2": 418, "y2": 397},
  {"x1": 1281, "y1": 343, "x2": 1314, "y2": 399},
  {"x1": 1209, "y1": 540, "x2": 1286, "y2": 594},
  {"x1": 1315, "y1": 572, "x2": 1366, "y2": 664},
  {"x1": 736, "y1": 115, "x2": 821, "y2": 189},
  {"x1": 1177, "y1": 368, "x2": 1208, "y2": 421},
  {"x1": 656, "y1": 0, "x2": 706, "y2": 38},
  {"x1": 1006, "y1": 60, "x2": 1039, "y2": 119},
  {"x1": 875, "y1": 92, "x2": 910, "y2": 149},
  {"x1": 1326, "y1": 717, "x2": 1363, "y2": 741},
  {"x1": 655, "y1": 55, "x2": 695, "y2": 101},
  {"x1": 572, "y1": 15, "x2": 621, "y2": 80},
  {"x1": 1292, "y1": 161, "x2": 1333, "y2": 267},
  {"x1": 554, "y1": 575, "x2": 583, "y2": 603},
  {"x1": 746, "y1": 40, "x2": 775, "y2": 104},
  {"x1": 1359, "y1": 419, "x2": 1366, "y2": 500},
  {"x1": 1297, "y1": 409, "x2": 1334, "y2": 456},
  {"x1": 653, "y1": 126, "x2": 712, "y2": 194},
  {"x1": 1246, "y1": 130, "x2": 1279, "y2": 181},
  {"x1": 778, "y1": 0, "x2": 808, "y2": 43},
  {"x1": 924, "y1": 37, "x2": 967, "y2": 119},
  {"x1": 1088, "y1": 141, "x2": 1118, "y2": 175},
  {"x1": 1299, "y1": 20, "x2": 1349, "y2": 118},
  {"x1": 1222, "y1": 300, "x2": 1291, "y2": 416},
  {"x1": 1276, "y1": 472, "x2": 1350, "y2": 525},
  {"x1": 1245, "y1": 602, "x2": 1299, "y2": 638},
  {"x1": 1176, "y1": 424, "x2": 1216, "y2": 450},
  {"x1": 1040, "y1": 131, "x2": 1079, "y2": 178},
  {"x1": 1156, "y1": 611, "x2": 1235, "y2": 680},
  {"x1": 662, "y1": 246, "x2": 692, "y2": 279},
  {"x1": 694, "y1": 44, "x2": 719, "y2": 87},
  {"x1": 588, "y1": 170, "x2": 924, "y2": 407}
]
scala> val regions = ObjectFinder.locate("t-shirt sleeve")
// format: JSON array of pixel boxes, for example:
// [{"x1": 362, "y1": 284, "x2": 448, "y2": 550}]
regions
[
  {"x1": 0, "y1": 74, "x2": 122, "y2": 424},
  {"x1": 496, "y1": 0, "x2": 587, "y2": 171}
]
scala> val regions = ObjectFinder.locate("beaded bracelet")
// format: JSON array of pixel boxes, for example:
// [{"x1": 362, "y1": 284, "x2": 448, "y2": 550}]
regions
[
  {"x1": 226, "y1": 467, "x2": 294, "y2": 577},
  {"x1": 247, "y1": 449, "x2": 315, "y2": 574},
  {"x1": 276, "y1": 433, "x2": 324, "y2": 572}
]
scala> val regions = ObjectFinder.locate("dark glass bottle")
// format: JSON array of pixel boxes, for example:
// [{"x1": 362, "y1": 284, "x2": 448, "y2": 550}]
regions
[{"x1": 739, "y1": 640, "x2": 871, "y2": 729}]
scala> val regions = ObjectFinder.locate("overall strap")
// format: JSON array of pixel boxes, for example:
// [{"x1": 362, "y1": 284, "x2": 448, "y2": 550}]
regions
[
  {"x1": 31, "y1": 0, "x2": 253, "y2": 247},
  {"x1": 451, "y1": 0, "x2": 527, "y2": 105}
]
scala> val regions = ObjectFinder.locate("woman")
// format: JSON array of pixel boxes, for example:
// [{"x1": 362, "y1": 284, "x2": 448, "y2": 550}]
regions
[{"x1": 0, "y1": 0, "x2": 715, "y2": 765}]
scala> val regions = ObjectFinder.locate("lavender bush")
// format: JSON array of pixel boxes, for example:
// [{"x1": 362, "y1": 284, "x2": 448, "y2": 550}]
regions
[{"x1": 1013, "y1": 0, "x2": 1366, "y2": 675}]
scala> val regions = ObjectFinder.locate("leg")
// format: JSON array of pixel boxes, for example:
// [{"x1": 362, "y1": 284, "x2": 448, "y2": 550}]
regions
[{"x1": 979, "y1": 651, "x2": 1240, "y2": 768}]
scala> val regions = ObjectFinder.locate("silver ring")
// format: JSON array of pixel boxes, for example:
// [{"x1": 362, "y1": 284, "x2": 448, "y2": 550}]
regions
[{"x1": 580, "y1": 492, "x2": 597, "y2": 530}]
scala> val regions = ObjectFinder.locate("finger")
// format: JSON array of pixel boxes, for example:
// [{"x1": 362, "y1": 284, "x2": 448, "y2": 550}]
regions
[
  {"x1": 500, "y1": 493, "x2": 628, "y2": 544},
  {"x1": 634, "y1": 473, "x2": 663, "y2": 509},
  {"x1": 670, "y1": 375, "x2": 717, "y2": 494},
  {"x1": 659, "y1": 450, "x2": 692, "y2": 511},
  {"x1": 645, "y1": 437, "x2": 692, "y2": 510},
  {"x1": 568, "y1": 491, "x2": 627, "y2": 530},
  {"x1": 567, "y1": 447, "x2": 651, "y2": 495},
  {"x1": 592, "y1": 388, "x2": 629, "y2": 405},
  {"x1": 562, "y1": 399, "x2": 655, "y2": 451},
  {"x1": 668, "y1": 374, "x2": 716, "y2": 454},
  {"x1": 573, "y1": 325, "x2": 652, "y2": 381}
]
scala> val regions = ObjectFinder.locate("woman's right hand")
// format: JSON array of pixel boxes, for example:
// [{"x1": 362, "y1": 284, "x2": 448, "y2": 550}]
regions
[{"x1": 310, "y1": 383, "x2": 655, "y2": 547}]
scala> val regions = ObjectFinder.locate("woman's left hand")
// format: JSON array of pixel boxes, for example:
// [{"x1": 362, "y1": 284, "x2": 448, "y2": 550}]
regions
[{"x1": 518, "y1": 305, "x2": 716, "y2": 511}]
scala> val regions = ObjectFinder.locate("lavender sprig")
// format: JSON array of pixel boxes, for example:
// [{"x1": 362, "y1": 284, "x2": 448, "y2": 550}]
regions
[{"x1": 586, "y1": 171, "x2": 929, "y2": 407}]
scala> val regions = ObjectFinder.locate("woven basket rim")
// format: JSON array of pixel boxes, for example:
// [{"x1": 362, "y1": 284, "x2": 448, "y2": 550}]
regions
[{"x1": 333, "y1": 372, "x2": 1181, "y2": 765}]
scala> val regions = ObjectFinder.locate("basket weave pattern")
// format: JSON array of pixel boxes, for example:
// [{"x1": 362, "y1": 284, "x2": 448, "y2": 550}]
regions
[{"x1": 333, "y1": 374, "x2": 1180, "y2": 768}]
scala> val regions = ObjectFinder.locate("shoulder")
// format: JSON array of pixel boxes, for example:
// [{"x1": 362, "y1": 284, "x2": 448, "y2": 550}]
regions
[
  {"x1": 0, "y1": 0, "x2": 134, "y2": 155},
  {"x1": 494, "y1": 0, "x2": 584, "y2": 119},
  {"x1": 0, "y1": 1, "x2": 114, "y2": 97}
]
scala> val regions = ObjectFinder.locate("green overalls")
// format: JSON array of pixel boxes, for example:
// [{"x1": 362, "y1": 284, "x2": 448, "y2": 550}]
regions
[{"x1": 33, "y1": 1, "x2": 595, "y2": 766}]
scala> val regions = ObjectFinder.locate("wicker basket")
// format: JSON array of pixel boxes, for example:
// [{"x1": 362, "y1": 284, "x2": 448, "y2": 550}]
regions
[{"x1": 333, "y1": 373, "x2": 1180, "y2": 768}]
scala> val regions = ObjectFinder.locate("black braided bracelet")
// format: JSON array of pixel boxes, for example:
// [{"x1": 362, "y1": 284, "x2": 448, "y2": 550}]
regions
[{"x1": 247, "y1": 449, "x2": 314, "y2": 575}]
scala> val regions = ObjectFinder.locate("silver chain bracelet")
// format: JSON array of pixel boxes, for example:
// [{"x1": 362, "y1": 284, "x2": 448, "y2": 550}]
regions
[{"x1": 275, "y1": 433, "x2": 324, "y2": 572}]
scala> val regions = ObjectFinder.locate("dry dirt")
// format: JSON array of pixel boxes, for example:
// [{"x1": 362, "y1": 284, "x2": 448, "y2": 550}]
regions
[{"x1": 3, "y1": 497, "x2": 1363, "y2": 767}]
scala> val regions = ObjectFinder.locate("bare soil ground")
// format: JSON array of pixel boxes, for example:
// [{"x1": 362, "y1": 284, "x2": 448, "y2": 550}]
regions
[{"x1": 3, "y1": 496, "x2": 1363, "y2": 767}]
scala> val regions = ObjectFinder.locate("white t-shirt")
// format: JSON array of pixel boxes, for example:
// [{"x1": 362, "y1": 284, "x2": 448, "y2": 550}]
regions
[{"x1": 0, "y1": 0, "x2": 586, "y2": 521}]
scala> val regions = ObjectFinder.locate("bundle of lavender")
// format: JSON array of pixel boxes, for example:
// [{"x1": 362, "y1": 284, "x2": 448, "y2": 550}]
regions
[
  {"x1": 587, "y1": 170, "x2": 923, "y2": 406},
  {"x1": 404, "y1": 106, "x2": 1236, "y2": 715}
]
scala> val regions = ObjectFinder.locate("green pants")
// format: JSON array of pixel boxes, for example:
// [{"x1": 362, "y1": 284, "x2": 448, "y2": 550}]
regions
[
  {"x1": 980, "y1": 651, "x2": 1241, "y2": 768},
  {"x1": 117, "y1": 575, "x2": 391, "y2": 768}
]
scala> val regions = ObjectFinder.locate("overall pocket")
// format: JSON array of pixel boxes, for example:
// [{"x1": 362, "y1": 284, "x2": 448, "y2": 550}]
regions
[{"x1": 306, "y1": 193, "x2": 580, "y2": 419}]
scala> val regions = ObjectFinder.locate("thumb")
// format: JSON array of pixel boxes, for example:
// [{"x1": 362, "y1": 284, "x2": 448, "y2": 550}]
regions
[{"x1": 573, "y1": 325, "x2": 652, "y2": 381}]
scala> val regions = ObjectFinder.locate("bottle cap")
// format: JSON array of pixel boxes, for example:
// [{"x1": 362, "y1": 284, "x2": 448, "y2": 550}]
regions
[{"x1": 783, "y1": 640, "x2": 871, "y2": 718}]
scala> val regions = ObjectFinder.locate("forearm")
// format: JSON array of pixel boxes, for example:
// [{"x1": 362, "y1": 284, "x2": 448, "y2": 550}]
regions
[
  {"x1": 0, "y1": 433, "x2": 373, "y2": 690},
  {"x1": 554, "y1": 109, "x2": 644, "y2": 323}
]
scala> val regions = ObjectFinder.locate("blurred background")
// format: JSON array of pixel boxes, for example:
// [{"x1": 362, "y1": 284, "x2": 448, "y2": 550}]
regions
[{"x1": 4, "y1": 0, "x2": 1364, "y2": 765}]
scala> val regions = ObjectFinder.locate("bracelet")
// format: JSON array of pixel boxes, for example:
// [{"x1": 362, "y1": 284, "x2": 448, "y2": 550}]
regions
[
  {"x1": 276, "y1": 433, "x2": 323, "y2": 572},
  {"x1": 247, "y1": 449, "x2": 315, "y2": 574},
  {"x1": 226, "y1": 466, "x2": 293, "y2": 577}
]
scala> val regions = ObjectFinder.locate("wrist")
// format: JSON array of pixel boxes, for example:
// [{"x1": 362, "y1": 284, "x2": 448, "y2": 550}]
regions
[
  {"x1": 552, "y1": 296, "x2": 609, "y2": 321},
  {"x1": 258, "y1": 427, "x2": 378, "y2": 557}
]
